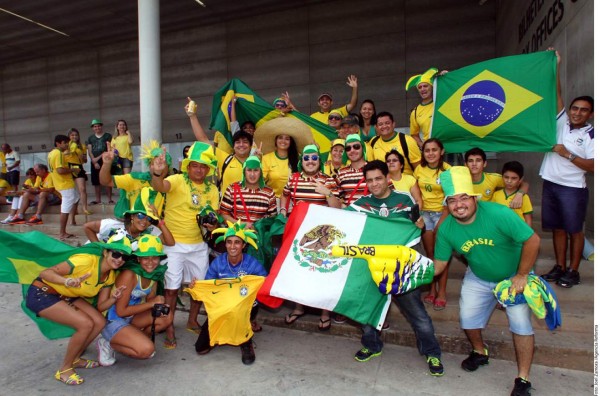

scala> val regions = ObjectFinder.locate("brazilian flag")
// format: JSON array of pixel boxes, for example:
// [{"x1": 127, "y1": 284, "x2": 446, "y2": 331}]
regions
[
  {"x1": 431, "y1": 51, "x2": 557, "y2": 153},
  {"x1": 209, "y1": 79, "x2": 338, "y2": 157}
]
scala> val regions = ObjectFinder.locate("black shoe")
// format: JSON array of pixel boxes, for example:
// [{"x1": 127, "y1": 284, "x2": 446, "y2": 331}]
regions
[
  {"x1": 426, "y1": 356, "x2": 444, "y2": 376},
  {"x1": 240, "y1": 341, "x2": 255, "y2": 365},
  {"x1": 354, "y1": 347, "x2": 382, "y2": 362},
  {"x1": 461, "y1": 349, "x2": 489, "y2": 372},
  {"x1": 511, "y1": 377, "x2": 532, "y2": 396},
  {"x1": 541, "y1": 265, "x2": 565, "y2": 281},
  {"x1": 556, "y1": 269, "x2": 580, "y2": 288}
]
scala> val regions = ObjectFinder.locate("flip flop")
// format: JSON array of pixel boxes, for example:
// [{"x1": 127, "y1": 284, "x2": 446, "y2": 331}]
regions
[
  {"x1": 433, "y1": 299, "x2": 447, "y2": 311},
  {"x1": 59, "y1": 234, "x2": 76, "y2": 241},
  {"x1": 186, "y1": 326, "x2": 201, "y2": 335},
  {"x1": 108, "y1": 200, "x2": 115, "y2": 204},
  {"x1": 163, "y1": 337, "x2": 177, "y2": 349},
  {"x1": 73, "y1": 358, "x2": 100, "y2": 369},
  {"x1": 318, "y1": 318, "x2": 331, "y2": 331},
  {"x1": 423, "y1": 294, "x2": 436, "y2": 305},
  {"x1": 284, "y1": 311, "x2": 306, "y2": 325},
  {"x1": 251, "y1": 321, "x2": 263, "y2": 332},
  {"x1": 89, "y1": 201, "x2": 99, "y2": 205}
]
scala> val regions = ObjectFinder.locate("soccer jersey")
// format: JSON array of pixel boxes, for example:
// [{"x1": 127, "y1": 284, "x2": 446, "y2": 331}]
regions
[
  {"x1": 347, "y1": 190, "x2": 415, "y2": 219},
  {"x1": 261, "y1": 151, "x2": 290, "y2": 197},
  {"x1": 413, "y1": 163, "x2": 451, "y2": 212},
  {"x1": 310, "y1": 105, "x2": 348, "y2": 125},
  {"x1": 43, "y1": 253, "x2": 117, "y2": 298},
  {"x1": 111, "y1": 135, "x2": 133, "y2": 160},
  {"x1": 336, "y1": 165, "x2": 368, "y2": 206},
  {"x1": 216, "y1": 149, "x2": 245, "y2": 194},
  {"x1": 47, "y1": 148, "x2": 75, "y2": 191},
  {"x1": 409, "y1": 101, "x2": 434, "y2": 141},
  {"x1": 113, "y1": 174, "x2": 152, "y2": 211},
  {"x1": 391, "y1": 174, "x2": 417, "y2": 194},
  {"x1": 64, "y1": 142, "x2": 87, "y2": 165},
  {"x1": 219, "y1": 182, "x2": 277, "y2": 222},
  {"x1": 282, "y1": 172, "x2": 339, "y2": 212},
  {"x1": 434, "y1": 201, "x2": 534, "y2": 282},
  {"x1": 491, "y1": 190, "x2": 533, "y2": 222},
  {"x1": 472, "y1": 172, "x2": 504, "y2": 202},
  {"x1": 0, "y1": 178, "x2": 9, "y2": 193},
  {"x1": 369, "y1": 133, "x2": 421, "y2": 176},
  {"x1": 163, "y1": 174, "x2": 220, "y2": 244}
]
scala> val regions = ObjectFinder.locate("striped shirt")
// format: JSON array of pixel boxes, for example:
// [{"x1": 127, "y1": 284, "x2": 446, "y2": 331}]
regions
[
  {"x1": 336, "y1": 165, "x2": 368, "y2": 206},
  {"x1": 219, "y1": 182, "x2": 277, "y2": 222},
  {"x1": 282, "y1": 172, "x2": 339, "y2": 212}
]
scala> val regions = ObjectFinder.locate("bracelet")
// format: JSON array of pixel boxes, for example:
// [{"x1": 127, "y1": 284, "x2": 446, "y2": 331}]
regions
[
  {"x1": 327, "y1": 191, "x2": 334, "y2": 198},
  {"x1": 279, "y1": 208, "x2": 287, "y2": 214},
  {"x1": 64, "y1": 278, "x2": 74, "y2": 287},
  {"x1": 152, "y1": 172, "x2": 162, "y2": 177},
  {"x1": 158, "y1": 219, "x2": 165, "y2": 227}
]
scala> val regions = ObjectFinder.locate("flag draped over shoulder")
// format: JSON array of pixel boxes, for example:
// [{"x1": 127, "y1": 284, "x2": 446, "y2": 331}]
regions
[
  {"x1": 257, "y1": 202, "x2": 422, "y2": 330},
  {"x1": 0, "y1": 230, "x2": 106, "y2": 339},
  {"x1": 209, "y1": 78, "x2": 338, "y2": 157},
  {"x1": 432, "y1": 51, "x2": 557, "y2": 153}
]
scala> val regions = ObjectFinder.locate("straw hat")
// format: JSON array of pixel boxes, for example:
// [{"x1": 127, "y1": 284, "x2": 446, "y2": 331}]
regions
[{"x1": 253, "y1": 117, "x2": 314, "y2": 155}]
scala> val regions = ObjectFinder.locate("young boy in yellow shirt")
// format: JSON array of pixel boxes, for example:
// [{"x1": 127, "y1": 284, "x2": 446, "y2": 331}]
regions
[{"x1": 491, "y1": 161, "x2": 533, "y2": 227}]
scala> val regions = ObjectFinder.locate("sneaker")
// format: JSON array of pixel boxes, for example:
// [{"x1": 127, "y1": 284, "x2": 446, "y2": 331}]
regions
[
  {"x1": 240, "y1": 341, "x2": 255, "y2": 365},
  {"x1": 26, "y1": 215, "x2": 43, "y2": 225},
  {"x1": 461, "y1": 349, "x2": 489, "y2": 372},
  {"x1": 333, "y1": 314, "x2": 347, "y2": 324},
  {"x1": 556, "y1": 269, "x2": 580, "y2": 288},
  {"x1": 354, "y1": 347, "x2": 382, "y2": 362},
  {"x1": 96, "y1": 336, "x2": 116, "y2": 366},
  {"x1": 511, "y1": 377, "x2": 532, "y2": 396},
  {"x1": 7, "y1": 216, "x2": 25, "y2": 225},
  {"x1": 541, "y1": 264, "x2": 565, "y2": 282},
  {"x1": 426, "y1": 356, "x2": 444, "y2": 376},
  {"x1": 1, "y1": 215, "x2": 15, "y2": 224}
]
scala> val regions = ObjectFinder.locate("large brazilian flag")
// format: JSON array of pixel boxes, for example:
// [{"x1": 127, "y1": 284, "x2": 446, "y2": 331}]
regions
[{"x1": 431, "y1": 51, "x2": 557, "y2": 153}]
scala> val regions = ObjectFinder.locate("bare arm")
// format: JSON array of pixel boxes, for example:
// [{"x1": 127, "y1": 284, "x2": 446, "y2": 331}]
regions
[
  {"x1": 410, "y1": 183, "x2": 424, "y2": 210},
  {"x1": 186, "y1": 97, "x2": 211, "y2": 144},
  {"x1": 508, "y1": 232, "x2": 540, "y2": 294},
  {"x1": 433, "y1": 259, "x2": 449, "y2": 276},
  {"x1": 83, "y1": 220, "x2": 102, "y2": 242},
  {"x1": 126, "y1": 130, "x2": 134, "y2": 145},
  {"x1": 552, "y1": 145, "x2": 594, "y2": 172},
  {"x1": 345, "y1": 75, "x2": 358, "y2": 113},
  {"x1": 149, "y1": 152, "x2": 171, "y2": 193},
  {"x1": 113, "y1": 271, "x2": 163, "y2": 317},
  {"x1": 550, "y1": 47, "x2": 564, "y2": 113},
  {"x1": 99, "y1": 151, "x2": 115, "y2": 187},
  {"x1": 157, "y1": 220, "x2": 175, "y2": 246}
]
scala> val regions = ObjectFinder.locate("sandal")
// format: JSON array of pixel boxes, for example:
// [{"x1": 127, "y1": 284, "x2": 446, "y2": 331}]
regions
[
  {"x1": 163, "y1": 337, "x2": 177, "y2": 349},
  {"x1": 318, "y1": 318, "x2": 331, "y2": 331},
  {"x1": 423, "y1": 294, "x2": 435, "y2": 305},
  {"x1": 284, "y1": 311, "x2": 305, "y2": 325},
  {"x1": 251, "y1": 321, "x2": 263, "y2": 332},
  {"x1": 433, "y1": 299, "x2": 447, "y2": 311},
  {"x1": 108, "y1": 200, "x2": 115, "y2": 204},
  {"x1": 89, "y1": 201, "x2": 99, "y2": 205},
  {"x1": 73, "y1": 358, "x2": 100, "y2": 369},
  {"x1": 186, "y1": 326, "x2": 201, "y2": 335},
  {"x1": 84, "y1": 209, "x2": 93, "y2": 215},
  {"x1": 55, "y1": 368, "x2": 84, "y2": 386}
]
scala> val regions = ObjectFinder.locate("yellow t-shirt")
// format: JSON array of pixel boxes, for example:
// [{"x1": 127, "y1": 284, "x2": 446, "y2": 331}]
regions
[
  {"x1": 261, "y1": 152, "x2": 290, "y2": 197},
  {"x1": 47, "y1": 148, "x2": 75, "y2": 191},
  {"x1": 491, "y1": 190, "x2": 533, "y2": 222},
  {"x1": 413, "y1": 163, "x2": 452, "y2": 212},
  {"x1": 391, "y1": 174, "x2": 417, "y2": 194},
  {"x1": 310, "y1": 105, "x2": 348, "y2": 125},
  {"x1": 111, "y1": 135, "x2": 133, "y2": 161},
  {"x1": 472, "y1": 172, "x2": 504, "y2": 202},
  {"x1": 216, "y1": 148, "x2": 245, "y2": 195},
  {"x1": 369, "y1": 133, "x2": 421, "y2": 176},
  {"x1": 409, "y1": 101, "x2": 434, "y2": 142},
  {"x1": 113, "y1": 174, "x2": 152, "y2": 210},
  {"x1": 0, "y1": 178, "x2": 9, "y2": 190},
  {"x1": 64, "y1": 142, "x2": 87, "y2": 165},
  {"x1": 0, "y1": 152, "x2": 5, "y2": 173},
  {"x1": 44, "y1": 253, "x2": 116, "y2": 298},
  {"x1": 164, "y1": 174, "x2": 220, "y2": 244},
  {"x1": 214, "y1": 132, "x2": 233, "y2": 154}
]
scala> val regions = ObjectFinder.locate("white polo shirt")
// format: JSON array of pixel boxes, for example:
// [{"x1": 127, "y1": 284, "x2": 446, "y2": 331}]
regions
[{"x1": 539, "y1": 108, "x2": 594, "y2": 188}]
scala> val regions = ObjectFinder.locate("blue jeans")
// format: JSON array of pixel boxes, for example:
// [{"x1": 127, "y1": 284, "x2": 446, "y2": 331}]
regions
[{"x1": 361, "y1": 288, "x2": 441, "y2": 357}]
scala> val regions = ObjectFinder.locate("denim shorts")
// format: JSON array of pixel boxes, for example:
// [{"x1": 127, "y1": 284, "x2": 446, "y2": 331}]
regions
[
  {"x1": 101, "y1": 316, "x2": 133, "y2": 342},
  {"x1": 459, "y1": 268, "x2": 533, "y2": 335},
  {"x1": 541, "y1": 180, "x2": 589, "y2": 233},
  {"x1": 422, "y1": 210, "x2": 442, "y2": 231},
  {"x1": 25, "y1": 284, "x2": 77, "y2": 315},
  {"x1": 118, "y1": 157, "x2": 133, "y2": 169}
]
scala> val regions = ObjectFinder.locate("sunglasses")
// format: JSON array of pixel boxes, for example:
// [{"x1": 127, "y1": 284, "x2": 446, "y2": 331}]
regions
[
  {"x1": 109, "y1": 250, "x2": 126, "y2": 260},
  {"x1": 135, "y1": 213, "x2": 152, "y2": 222},
  {"x1": 303, "y1": 154, "x2": 319, "y2": 161},
  {"x1": 274, "y1": 102, "x2": 286, "y2": 108},
  {"x1": 345, "y1": 143, "x2": 362, "y2": 152},
  {"x1": 328, "y1": 116, "x2": 342, "y2": 121}
]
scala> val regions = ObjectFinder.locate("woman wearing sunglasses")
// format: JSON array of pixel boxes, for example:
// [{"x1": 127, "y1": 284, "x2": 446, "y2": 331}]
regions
[
  {"x1": 280, "y1": 144, "x2": 341, "y2": 331},
  {"x1": 25, "y1": 234, "x2": 133, "y2": 386},
  {"x1": 385, "y1": 149, "x2": 423, "y2": 209}
]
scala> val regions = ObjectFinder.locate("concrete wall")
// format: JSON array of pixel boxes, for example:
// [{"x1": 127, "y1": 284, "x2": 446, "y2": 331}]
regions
[{"x1": 495, "y1": 0, "x2": 594, "y2": 232}]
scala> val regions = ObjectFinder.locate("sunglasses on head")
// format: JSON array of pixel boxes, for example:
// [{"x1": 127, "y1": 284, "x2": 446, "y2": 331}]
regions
[
  {"x1": 328, "y1": 116, "x2": 342, "y2": 121},
  {"x1": 303, "y1": 154, "x2": 319, "y2": 161},
  {"x1": 135, "y1": 213, "x2": 152, "y2": 222},
  {"x1": 109, "y1": 250, "x2": 126, "y2": 260},
  {"x1": 345, "y1": 143, "x2": 362, "y2": 152}
]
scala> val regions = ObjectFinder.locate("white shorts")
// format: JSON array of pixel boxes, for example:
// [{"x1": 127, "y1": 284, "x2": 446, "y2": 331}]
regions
[
  {"x1": 163, "y1": 242, "x2": 209, "y2": 290},
  {"x1": 59, "y1": 188, "x2": 79, "y2": 214}
]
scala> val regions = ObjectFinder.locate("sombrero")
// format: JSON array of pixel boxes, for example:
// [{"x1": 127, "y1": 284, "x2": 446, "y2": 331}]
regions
[{"x1": 253, "y1": 117, "x2": 314, "y2": 155}]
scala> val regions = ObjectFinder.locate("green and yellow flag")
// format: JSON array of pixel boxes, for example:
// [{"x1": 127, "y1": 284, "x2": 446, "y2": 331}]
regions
[{"x1": 432, "y1": 51, "x2": 557, "y2": 153}]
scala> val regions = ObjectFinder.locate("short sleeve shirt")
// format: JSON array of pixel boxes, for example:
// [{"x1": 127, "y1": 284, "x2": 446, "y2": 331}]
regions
[
  {"x1": 491, "y1": 190, "x2": 533, "y2": 222},
  {"x1": 43, "y1": 253, "x2": 116, "y2": 298},
  {"x1": 86, "y1": 133, "x2": 113, "y2": 157},
  {"x1": 409, "y1": 101, "x2": 434, "y2": 141},
  {"x1": 472, "y1": 172, "x2": 504, "y2": 202},
  {"x1": 413, "y1": 163, "x2": 451, "y2": 212},
  {"x1": 370, "y1": 133, "x2": 421, "y2": 176},
  {"x1": 47, "y1": 148, "x2": 75, "y2": 191}
]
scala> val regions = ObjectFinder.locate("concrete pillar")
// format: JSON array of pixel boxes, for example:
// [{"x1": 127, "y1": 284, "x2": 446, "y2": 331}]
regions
[{"x1": 138, "y1": 0, "x2": 161, "y2": 162}]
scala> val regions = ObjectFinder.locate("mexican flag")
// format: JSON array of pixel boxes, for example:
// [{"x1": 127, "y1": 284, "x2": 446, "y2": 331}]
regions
[
  {"x1": 257, "y1": 202, "x2": 422, "y2": 329},
  {"x1": 431, "y1": 51, "x2": 556, "y2": 153}
]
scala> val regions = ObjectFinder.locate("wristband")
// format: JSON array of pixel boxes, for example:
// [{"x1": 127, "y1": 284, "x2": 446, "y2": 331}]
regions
[
  {"x1": 153, "y1": 172, "x2": 162, "y2": 177},
  {"x1": 64, "y1": 278, "x2": 74, "y2": 287}
]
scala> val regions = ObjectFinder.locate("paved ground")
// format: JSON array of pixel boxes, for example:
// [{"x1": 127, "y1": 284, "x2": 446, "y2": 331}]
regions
[{"x1": 0, "y1": 283, "x2": 594, "y2": 396}]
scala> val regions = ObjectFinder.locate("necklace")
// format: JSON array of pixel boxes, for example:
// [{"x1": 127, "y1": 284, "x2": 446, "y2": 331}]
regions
[{"x1": 227, "y1": 256, "x2": 247, "y2": 277}]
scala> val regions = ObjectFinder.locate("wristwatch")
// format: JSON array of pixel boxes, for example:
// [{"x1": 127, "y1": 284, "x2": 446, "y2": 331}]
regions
[{"x1": 567, "y1": 153, "x2": 576, "y2": 162}]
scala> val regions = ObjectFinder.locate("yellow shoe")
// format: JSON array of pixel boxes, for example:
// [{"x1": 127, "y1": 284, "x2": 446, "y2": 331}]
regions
[{"x1": 55, "y1": 368, "x2": 84, "y2": 385}]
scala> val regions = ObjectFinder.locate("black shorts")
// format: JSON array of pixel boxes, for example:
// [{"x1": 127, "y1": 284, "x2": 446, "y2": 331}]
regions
[
  {"x1": 69, "y1": 163, "x2": 87, "y2": 180},
  {"x1": 6, "y1": 171, "x2": 19, "y2": 186}
]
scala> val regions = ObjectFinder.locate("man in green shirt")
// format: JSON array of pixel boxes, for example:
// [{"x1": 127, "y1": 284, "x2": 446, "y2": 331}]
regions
[{"x1": 433, "y1": 166, "x2": 540, "y2": 396}]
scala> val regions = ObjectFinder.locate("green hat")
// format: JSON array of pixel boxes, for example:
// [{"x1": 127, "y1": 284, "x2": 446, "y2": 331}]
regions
[
  {"x1": 272, "y1": 97, "x2": 287, "y2": 107},
  {"x1": 440, "y1": 166, "x2": 481, "y2": 204},
  {"x1": 405, "y1": 68, "x2": 438, "y2": 91},
  {"x1": 182, "y1": 141, "x2": 217, "y2": 176},
  {"x1": 123, "y1": 187, "x2": 165, "y2": 221},
  {"x1": 342, "y1": 134, "x2": 367, "y2": 163},
  {"x1": 140, "y1": 140, "x2": 172, "y2": 168},
  {"x1": 212, "y1": 220, "x2": 259, "y2": 250},
  {"x1": 90, "y1": 119, "x2": 103, "y2": 127},
  {"x1": 298, "y1": 144, "x2": 323, "y2": 173},
  {"x1": 241, "y1": 155, "x2": 265, "y2": 188},
  {"x1": 134, "y1": 235, "x2": 166, "y2": 258},
  {"x1": 97, "y1": 232, "x2": 133, "y2": 255}
]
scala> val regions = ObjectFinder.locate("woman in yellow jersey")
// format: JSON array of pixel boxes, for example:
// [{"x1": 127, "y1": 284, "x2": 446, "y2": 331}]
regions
[
  {"x1": 413, "y1": 138, "x2": 451, "y2": 310},
  {"x1": 111, "y1": 120, "x2": 134, "y2": 174},
  {"x1": 261, "y1": 134, "x2": 299, "y2": 197},
  {"x1": 65, "y1": 128, "x2": 92, "y2": 215},
  {"x1": 25, "y1": 235, "x2": 132, "y2": 386},
  {"x1": 385, "y1": 149, "x2": 423, "y2": 209},
  {"x1": 324, "y1": 139, "x2": 345, "y2": 177}
]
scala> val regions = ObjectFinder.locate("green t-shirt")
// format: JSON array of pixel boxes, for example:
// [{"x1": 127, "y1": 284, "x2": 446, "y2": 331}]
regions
[
  {"x1": 434, "y1": 201, "x2": 534, "y2": 282},
  {"x1": 346, "y1": 190, "x2": 415, "y2": 219},
  {"x1": 86, "y1": 133, "x2": 113, "y2": 157}
]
